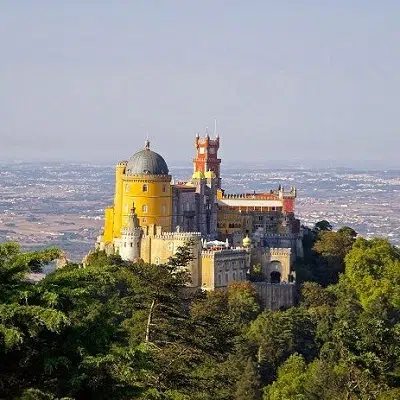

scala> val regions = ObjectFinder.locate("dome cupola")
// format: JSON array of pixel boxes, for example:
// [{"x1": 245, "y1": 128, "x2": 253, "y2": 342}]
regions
[{"x1": 125, "y1": 140, "x2": 169, "y2": 175}]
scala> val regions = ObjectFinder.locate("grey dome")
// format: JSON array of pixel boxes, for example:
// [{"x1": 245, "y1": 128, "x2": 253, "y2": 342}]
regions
[{"x1": 126, "y1": 141, "x2": 169, "y2": 175}]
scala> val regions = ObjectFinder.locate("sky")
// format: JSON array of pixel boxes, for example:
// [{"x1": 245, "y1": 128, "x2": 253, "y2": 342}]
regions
[{"x1": 0, "y1": 1, "x2": 399, "y2": 167}]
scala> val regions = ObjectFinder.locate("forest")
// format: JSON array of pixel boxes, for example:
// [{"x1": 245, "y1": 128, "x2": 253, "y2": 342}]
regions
[{"x1": 0, "y1": 221, "x2": 399, "y2": 399}]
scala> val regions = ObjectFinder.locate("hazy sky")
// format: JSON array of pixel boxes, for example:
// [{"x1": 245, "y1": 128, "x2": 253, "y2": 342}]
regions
[{"x1": 1, "y1": 1, "x2": 399, "y2": 167}]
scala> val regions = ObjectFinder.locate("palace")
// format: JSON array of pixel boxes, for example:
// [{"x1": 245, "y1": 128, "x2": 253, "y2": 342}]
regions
[{"x1": 95, "y1": 131, "x2": 303, "y2": 296}]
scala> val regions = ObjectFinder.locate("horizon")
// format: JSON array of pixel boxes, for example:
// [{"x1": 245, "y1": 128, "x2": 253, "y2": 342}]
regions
[{"x1": 1, "y1": 156, "x2": 399, "y2": 171}]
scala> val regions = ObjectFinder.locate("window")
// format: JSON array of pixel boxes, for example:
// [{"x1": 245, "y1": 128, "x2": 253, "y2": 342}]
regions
[
  {"x1": 162, "y1": 184, "x2": 166, "y2": 193},
  {"x1": 186, "y1": 202, "x2": 190, "y2": 211},
  {"x1": 225, "y1": 273, "x2": 229, "y2": 284},
  {"x1": 161, "y1": 204, "x2": 166, "y2": 214},
  {"x1": 125, "y1": 183, "x2": 130, "y2": 192},
  {"x1": 155, "y1": 257, "x2": 161, "y2": 265},
  {"x1": 142, "y1": 217, "x2": 147, "y2": 223},
  {"x1": 142, "y1": 184, "x2": 148, "y2": 192},
  {"x1": 168, "y1": 242, "x2": 173, "y2": 252},
  {"x1": 142, "y1": 205, "x2": 148, "y2": 213},
  {"x1": 217, "y1": 274, "x2": 221, "y2": 285},
  {"x1": 130, "y1": 242, "x2": 133, "y2": 247},
  {"x1": 233, "y1": 272, "x2": 236, "y2": 280}
]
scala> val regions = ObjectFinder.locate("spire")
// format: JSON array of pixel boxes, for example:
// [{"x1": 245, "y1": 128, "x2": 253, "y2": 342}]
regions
[
  {"x1": 214, "y1": 118, "x2": 218, "y2": 138},
  {"x1": 205, "y1": 126, "x2": 209, "y2": 138}
]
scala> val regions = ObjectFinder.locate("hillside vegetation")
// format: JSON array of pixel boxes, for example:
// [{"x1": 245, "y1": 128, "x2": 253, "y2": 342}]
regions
[{"x1": 0, "y1": 223, "x2": 399, "y2": 399}]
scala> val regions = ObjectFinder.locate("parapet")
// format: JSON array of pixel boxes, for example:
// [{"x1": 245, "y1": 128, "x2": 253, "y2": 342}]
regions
[
  {"x1": 267, "y1": 247, "x2": 292, "y2": 256},
  {"x1": 201, "y1": 248, "x2": 247, "y2": 258}
]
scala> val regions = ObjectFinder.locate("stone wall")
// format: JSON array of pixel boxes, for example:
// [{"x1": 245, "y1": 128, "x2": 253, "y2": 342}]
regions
[{"x1": 254, "y1": 282, "x2": 297, "y2": 310}]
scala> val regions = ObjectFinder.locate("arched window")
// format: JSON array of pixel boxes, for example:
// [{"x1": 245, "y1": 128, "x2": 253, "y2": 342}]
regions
[
  {"x1": 142, "y1": 205, "x2": 148, "y2": 213},
  {"x1": 233, "y1": 272, "x2": 236, "y2": 280},
  {"x1": 270, "y1": 271, "x2": 281, "y2": 284},
  {"x1": 225, "y1": 273, "x2": 229, "y2": 284},
  {"x1": 162, "y1": 184, "x2": 167, "y2": 193},
  {"x1": 142, "y1": 184, "x2": 148, "y2": 192}
]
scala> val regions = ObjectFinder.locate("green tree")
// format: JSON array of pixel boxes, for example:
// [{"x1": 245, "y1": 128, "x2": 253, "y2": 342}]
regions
[
  {"x1": 234, "y1": 358, "x2": 261, "y2": 400},
  {"x1": 300, "y1": 282, "x2": 335, "y2": 308},
  {"x1": 263, "y1": 354, "x2": 307, "y2": 400},
  {"x1": 313, "y1": 220, "x2": 332, "y2": 232},
  {"x1": 247, "y1": 307, "x2": 317, "y2": 383},
  {"x1": 345, "y1": 237, "x2": 400, "y2": 309}
]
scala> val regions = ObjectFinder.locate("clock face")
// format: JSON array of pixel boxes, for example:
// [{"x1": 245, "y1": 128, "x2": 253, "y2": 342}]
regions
[
  {"x1": 209, "y1": 147, "x2": 215, "y2": 154},
  {"x1": 199, "y1": 147, "x2": 205, "y2": 154}
]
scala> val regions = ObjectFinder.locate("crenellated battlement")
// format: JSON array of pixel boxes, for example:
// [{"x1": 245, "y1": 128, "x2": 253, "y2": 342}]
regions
[
  {"x1": 121, "y1": 228, "x2": 142, "y2": 237},
  {"x1": 267, "y1": 247, "x2": 292, "y2": 256},
  {"x1": 201, "y1": 248, "x2": 247, "y2": 258},
  {"x1": 144, "y1": 231, "x2": 202, "y2": 240},
  {"x1": 122, "y1": 174, "x2": 172, "y2": 182},
  {"x1": 264, "y1": 233, "x2": 299, "y2": 239},
  {"x1": 221, "y1": 192, "x2": 279, "y2": 200}
]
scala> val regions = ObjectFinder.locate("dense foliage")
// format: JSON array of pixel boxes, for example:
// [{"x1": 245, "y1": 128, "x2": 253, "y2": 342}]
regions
[{"x1": 0, "y1": 223, "x2": 399, "y2": 399}]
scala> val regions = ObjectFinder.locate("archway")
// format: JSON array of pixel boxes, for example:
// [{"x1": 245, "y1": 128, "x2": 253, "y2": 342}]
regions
[{"x1": 270, "y1": 271, "x2": 281, "y2": 283}]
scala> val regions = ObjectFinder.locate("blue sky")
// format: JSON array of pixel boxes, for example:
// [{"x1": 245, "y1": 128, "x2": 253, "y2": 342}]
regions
[{"x1": 1, "y1": 1, "x2": 399, "y2": 167}]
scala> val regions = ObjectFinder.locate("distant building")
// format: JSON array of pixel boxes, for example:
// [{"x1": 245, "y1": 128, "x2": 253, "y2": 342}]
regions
[{"x1": 95, "y1": 131, "x2": 302, "y2": 305}]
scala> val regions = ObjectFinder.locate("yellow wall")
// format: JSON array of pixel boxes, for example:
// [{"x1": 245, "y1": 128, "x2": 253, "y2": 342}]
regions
[
  {"x1": 139, "y1": 235, "x2": 201, "y2": 288},
  {"x1": 201, "y1": 256, "x2": 215, "y2": 290},
  {"x1": 112, "y1": 162, "x2": 126, "y2": 238},
  {"x1": 120, "y1": 177, "x2": 172, "y2": 234},
  {"x1": 104, "y1": 207, "x2": 114, "y2": 243},
  {"x1": 104, "y1": 160, "x2": 173, "y2": 240}
]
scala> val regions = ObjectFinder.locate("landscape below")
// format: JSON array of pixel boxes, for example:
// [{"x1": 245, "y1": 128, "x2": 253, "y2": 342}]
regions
[{"x1": 0, "y1": 162, "x2": 399, "y2": 261}]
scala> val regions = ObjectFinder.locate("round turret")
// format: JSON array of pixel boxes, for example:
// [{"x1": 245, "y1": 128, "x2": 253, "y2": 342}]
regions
[
  {"x1": 204, "y1": 170, "x2": 216, "y2": 179},
  {"x1": 192, "y1": 170, "x2": 205, "y2": 180}
]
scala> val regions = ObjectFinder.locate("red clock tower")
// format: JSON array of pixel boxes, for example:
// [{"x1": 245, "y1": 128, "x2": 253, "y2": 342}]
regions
[{"x1": 193, "y1": 129, "x2": 221, "y2": 188}]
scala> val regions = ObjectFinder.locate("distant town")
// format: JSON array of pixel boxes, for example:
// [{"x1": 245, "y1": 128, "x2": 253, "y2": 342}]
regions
[{"x1": 0, "y1": 162, "x2": 399, "y2": 261}]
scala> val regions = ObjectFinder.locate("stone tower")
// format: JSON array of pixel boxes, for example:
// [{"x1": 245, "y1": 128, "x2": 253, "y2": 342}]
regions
[
  {"x1": 119, "y1": 204, "x2": 142, "y2": 261},
  {"x1": 193, "y1": 129, "x2": 221, "y2": 189}
]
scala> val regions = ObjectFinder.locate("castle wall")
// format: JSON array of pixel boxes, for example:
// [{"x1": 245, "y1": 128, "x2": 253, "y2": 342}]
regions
[
  {"x1": 201, "y1": 249, "x2": 249, "y2": 291},
  {"x1": 121, "y1": 175, "x2": 172, "y2": 232},
  {"x1": 254, "y1": 282, "x2": 296, "y2": 310},
  {"x1": 250, "y1": 247, "x2": 292, "y2": 283},
  {"x1": 103, "y1": 207, "x2": 114, "y2": 243},
  {"x1": 112, "y1": 162, "x2": 126, "y2": 238},
  {"x1": 139, "y1": 231, "x2": 202, "y2": 288}
]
